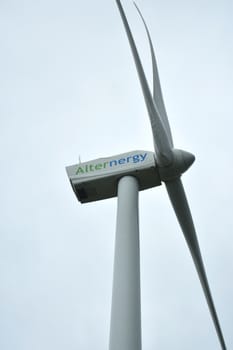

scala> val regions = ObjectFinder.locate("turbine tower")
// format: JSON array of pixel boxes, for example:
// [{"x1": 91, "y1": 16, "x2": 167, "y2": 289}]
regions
[{"x1": 66, "y1": 1, "x2": 227, "y2": 349}]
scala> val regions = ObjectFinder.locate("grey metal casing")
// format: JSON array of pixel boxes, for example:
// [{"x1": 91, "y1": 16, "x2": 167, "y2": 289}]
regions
[{"x1": 66, "y1": 150, "x2": 161, "y2": 203}]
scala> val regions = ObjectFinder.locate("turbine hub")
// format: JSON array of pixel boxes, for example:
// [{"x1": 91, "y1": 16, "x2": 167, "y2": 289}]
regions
[{"x1": 158, "y1": 149, "x2": 195, "y2": 182}]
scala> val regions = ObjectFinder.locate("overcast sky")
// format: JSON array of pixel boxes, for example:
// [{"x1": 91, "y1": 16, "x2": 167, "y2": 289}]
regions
[{"x1": 1, "y1": 0, "x2": 233, "y2": 349}]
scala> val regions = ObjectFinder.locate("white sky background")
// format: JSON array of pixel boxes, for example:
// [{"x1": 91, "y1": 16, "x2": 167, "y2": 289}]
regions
[{"x1": 1, "y1": 0, "x2": 233, "y2": 349}]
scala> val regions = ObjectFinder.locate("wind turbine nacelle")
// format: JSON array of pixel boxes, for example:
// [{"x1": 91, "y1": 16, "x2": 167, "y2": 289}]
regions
[{"x1": 66, "y1": 150, "x2": 161, "y2": 203}]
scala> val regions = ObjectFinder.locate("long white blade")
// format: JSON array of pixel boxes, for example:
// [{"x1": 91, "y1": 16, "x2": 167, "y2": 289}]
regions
[
  {"x1": 166, "y1": 178, "x2": 227, "y2": 350},
  {"x1": 133, "y1": 2, "x2": 173, "y2": 147},
  {"x1": 116, "y1": 0, "x2": 173, "y2": 166}
]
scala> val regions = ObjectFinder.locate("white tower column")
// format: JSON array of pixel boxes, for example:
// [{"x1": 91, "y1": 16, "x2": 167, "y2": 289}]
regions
[{"x1": 109, "y1": 176, "x2": 141, "y2": 350}]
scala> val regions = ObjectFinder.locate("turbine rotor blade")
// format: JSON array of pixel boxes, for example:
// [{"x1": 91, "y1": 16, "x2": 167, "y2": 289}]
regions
[
  {"x1": 115, "y1": 0, "x2": 173, "y2": 166},
  {"x1": 165, "y1": 178, "x2": 227, "y2": 350},
  {"x1": 133, "y1": 2, "x2": 173, "y2": 147}
]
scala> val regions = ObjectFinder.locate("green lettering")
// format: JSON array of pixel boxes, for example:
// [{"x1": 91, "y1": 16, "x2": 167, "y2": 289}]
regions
[
  {"x1": 95, "y1": 163, "x2": 103, "y2": 170},
  {"x1": 76, "y1": 167, "x2": 84, "y2": 175}
]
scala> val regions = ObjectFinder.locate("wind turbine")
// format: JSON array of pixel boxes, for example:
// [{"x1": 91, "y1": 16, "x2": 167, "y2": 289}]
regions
[
  {"x1": 66, "y1": 1, "x2": 227, "y2": 349},
  {"x1": 115, "y1": 0, "x2": 227, "y2": 349}
]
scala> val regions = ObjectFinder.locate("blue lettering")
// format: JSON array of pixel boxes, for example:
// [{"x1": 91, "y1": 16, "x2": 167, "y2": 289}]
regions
[
  {"x1": 140, "y1": 153, "x2": 147, "y2": 161},
  {"x1": 118, "y1": 158, "x2": 126, "y2": 165},
  {"x1": 110, "y1": 160, "x2": 117, "y2": 167},
  {"x1": 133, "y1": 155, "x2": 140, "y2": 163},
  {"x1": 109, "y1": 153, "x2": 147, "y2": 167}
]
